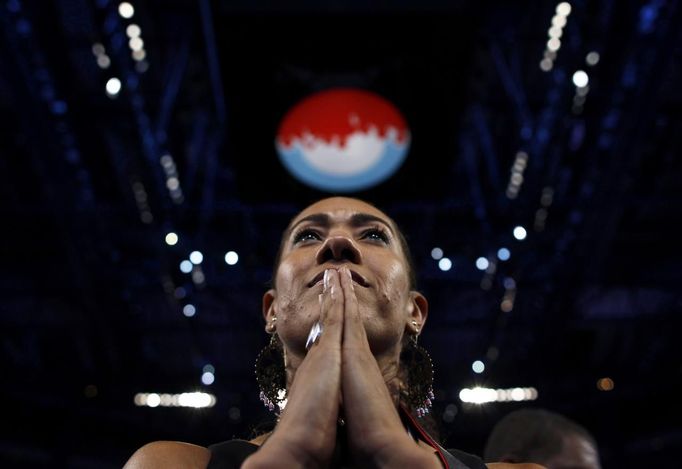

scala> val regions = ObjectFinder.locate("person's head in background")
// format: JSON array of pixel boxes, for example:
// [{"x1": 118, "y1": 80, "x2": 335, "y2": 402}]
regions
[{"x1": 484, "y1": 408, "x2": 601, "y2": 469}]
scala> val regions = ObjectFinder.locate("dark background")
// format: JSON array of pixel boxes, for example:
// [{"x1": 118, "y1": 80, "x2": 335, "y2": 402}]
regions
[{"x1": 1, "y1": 0, "x2": 681, "y2": 467}]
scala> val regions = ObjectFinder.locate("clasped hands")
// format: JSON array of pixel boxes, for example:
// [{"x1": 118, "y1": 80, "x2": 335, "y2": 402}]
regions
[{"x1": 243, "y1": 266, "x2": 440, "y2": 469}]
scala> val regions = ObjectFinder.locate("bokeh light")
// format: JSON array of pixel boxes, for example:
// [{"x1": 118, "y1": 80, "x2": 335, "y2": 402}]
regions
[
  {"x1": 586, "y1": 51, "x2": 600, "y2": 66},
  {"x1": 182, "y1": 304, "x2": 196, "y2": 317},
  {"x1": 201, "y1": 371, "x2": 215, "y2": 385},
  {"x1": 472, "y1": 360, "x2": 485, "y2": 373},
  {"x1": 224, "y1": 251, "x2": 239, "y2": 265},
  {"x1": 513, "y1": 226, "x2": 527, "y2": 240},
  {"x1": 475, "y1": 257, "x2": 489, "y2": 271},
  {"x1": 126, "y1": 24, "x2": 141, "y2": 38},
  {"x1": 118, "y1": 2, "x2": 134, "y2": 18},
  {"x1": 165, "y1": 232, "x2": 178, "y2": 246},
  {"x1": 556, "y1": 2, "x2": 572, "y2": 16},
  {"x1": 573, "y1": 70, "x2": 589, "y2": 88},
  {"x1": 497, "y1": 247, "x2": 511, "y2": 261},
  {"x1": 189, "y1": 251, "x2": 203, "y2": 265},
  {"x1": 597, "y1": 377, "x2": 614, "y2": 391},
  {"x1": 179, "y1": 260, "x2": 193, "y2": 273},
  {"x1": 105, "y1": 77, "x2": 121, "y2": 96}
]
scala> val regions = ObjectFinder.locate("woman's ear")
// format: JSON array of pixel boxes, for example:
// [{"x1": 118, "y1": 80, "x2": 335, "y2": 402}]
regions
[
  {"x1": 262, "y1": 289, "x2": 277, "y2": 332},
  {"x1": 406, "y1": 291, "x2": 429, "y2": 331}
]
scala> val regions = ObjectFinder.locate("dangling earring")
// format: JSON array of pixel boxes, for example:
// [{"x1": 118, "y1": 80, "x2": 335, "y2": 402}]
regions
[
  {"x1": 254, "y1": 319, "x2": 286, "y2": 414},
  {"x1": 400, "y1": 321, "x2": 435, "y2": 418}
]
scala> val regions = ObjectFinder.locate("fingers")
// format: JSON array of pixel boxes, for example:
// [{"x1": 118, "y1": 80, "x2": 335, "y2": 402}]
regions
[
  {"x1": 316, "y1": 268, "x2": 343, "y2": 348},
  {"x1": 312, "y1": 265, "x2": 368, "y2": 350},
  {"x1": 335, "y1": 267, "x2": 407, "y2": 457},
  {"x1": 338, "y1": 266, "x2": 368, "y2": 347}
]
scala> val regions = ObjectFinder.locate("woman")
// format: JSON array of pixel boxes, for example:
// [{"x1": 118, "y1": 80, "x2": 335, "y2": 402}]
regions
[{"x1": 125, "y1": 197, "x2": 541, "y2": 469}]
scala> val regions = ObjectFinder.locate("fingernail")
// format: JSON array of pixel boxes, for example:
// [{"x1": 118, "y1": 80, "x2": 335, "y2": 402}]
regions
[
  {"x1": 305, "y1": 321, "x2": 323, "y2": 350},
  {"x1": 345, "y1": 268, "x2": 354, "y2": 289},
  {"x1": 323, "y1": 269, "x2": 330, "y2": 290}
]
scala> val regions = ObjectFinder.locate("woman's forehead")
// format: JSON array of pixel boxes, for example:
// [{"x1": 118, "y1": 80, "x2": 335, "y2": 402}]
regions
[{"x1": 291, "y1": 197, "x2": 390, "y2": 225}]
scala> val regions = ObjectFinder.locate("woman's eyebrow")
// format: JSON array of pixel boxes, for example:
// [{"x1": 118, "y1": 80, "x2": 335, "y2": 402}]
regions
[
  {"x1": 286, "y1": 212, "x2": 394, "y2": 238},
  {"x1": 286, "y1": 213, "x2": 330, "y2": 238},
  {"x1": 348, "y1": 213, "x2": 394, "y2": 234}
]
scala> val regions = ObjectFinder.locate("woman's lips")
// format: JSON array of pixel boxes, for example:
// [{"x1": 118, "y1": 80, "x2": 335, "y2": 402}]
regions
[{"x1": 307, "y1": 268, "x2": 369, "y2": 288}]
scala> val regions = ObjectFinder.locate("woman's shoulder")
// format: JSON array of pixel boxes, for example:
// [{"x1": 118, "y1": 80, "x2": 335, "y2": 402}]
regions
[{"x1": 123, "y1": 441, "x2": 212, "y2": 469}]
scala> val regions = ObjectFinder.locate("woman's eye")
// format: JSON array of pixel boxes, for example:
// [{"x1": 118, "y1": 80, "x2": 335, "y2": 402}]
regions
[
  {"x1": 293, "y1": 230, "x2": 321, "y2": 243},
  {"x1": 362, "y1": 228, "x2": 389, "y2": 243}
]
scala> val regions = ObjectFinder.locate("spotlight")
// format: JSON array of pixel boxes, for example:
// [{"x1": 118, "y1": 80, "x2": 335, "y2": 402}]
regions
[
  {"x1": 179, "y1": 260, "x2": 193, "y2": 273},
  {"x1": 556, "y1": 2, "x2": 572, "y2": 16},
  {"x1": 497, "y1": 248, "x2": 511, "y2": 261},
  {"x1": 548, "y1": 26, "x2": 563, "y2": 38},
  {"x1": 597, "y1": 377, "x2": 614, "y2": 391},
  {"x1": 586, "y1": 51, "x2": 600, "y2": 66},
  {"x1": 459, "y1": 386, "x2": 538, "y2": 404},
  {"x1": 96, "y1": 55, "x2": 111, "y2": 69},
  {"x1": 118, "y1": 2, "x2": 134, "y2": 18},
  {"x1": 128, "y1": 37, "x2": 144, "y2": 51},
  {"x1": 513, "y1": 226, "x2": 527, "y2": 240},
  {"x1": 146, "y1": 393, "x2": 160, "y2": 407},
  {"x1": 475, "y1": 257, "x2": 489, "y2": 271},
  {"x1": 126, "y1": 24, "x2": 141, "y2": 38},
  {"x1": 472, "y1": 360, "x2": 485, "y2": 374},
  {"x1": 160, "y1": 154, "x2": 174, "y2": 168},
  {"x1": 132, "y1": 49, "x2": 146, "y2": 61},
  {"x1": 192, "y1": 270, "x2": 205, "y2": 285},
  {"x1": 134, "y1": 392, "x2": 216, "y2": 408},
  {"x1": 547, "y1": 38, "x2": 561, "y2": 52},
  {"x1": 500, "y1": 299, "x2": 514, "y2": 313},
  {"x1": 165, "y1": 232, "x2": 178, "y2": 246},
  {"x1": 201, "y1": 371, "x2": 215, "y2": 385},
  {"x1": 92, "y1": 43, "x2": 105, "y2": 55},
  {"x1": 166, "y1": 177, "x2": 179, "y2": 191},
  {"x1": 182, "y1": 304, "x2": 196, "y2": 317},
  {"x1": 224, "y1": 251, "x2": 239, "y2": 265},
  {"x1": 105, "y1": 77, "x2": 121, "y2": 96},
  {"x1": 189, "y1": 251, "x2": 203, "y2": 265},
  {"x1": 551, "y1": 14, "x2": 567, "y2": 28},
  {"x1": 572, "y1": 70, "x2": 589, "y2": 88}
]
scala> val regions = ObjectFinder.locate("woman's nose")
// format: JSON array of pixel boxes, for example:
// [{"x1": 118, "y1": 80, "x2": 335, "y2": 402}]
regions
[{"x1": 316, "y1": 235, "x2": 362, "y2": 264}]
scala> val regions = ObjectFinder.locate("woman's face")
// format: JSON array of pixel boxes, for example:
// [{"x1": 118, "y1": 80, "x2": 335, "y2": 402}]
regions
[{"x1": 263, "y1": 197, "x2": 427, "y2": 358}]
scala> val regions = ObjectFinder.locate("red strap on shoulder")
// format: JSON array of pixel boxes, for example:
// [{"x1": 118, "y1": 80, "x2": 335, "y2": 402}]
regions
[{"x1": 399, "y1": 404, "x2": 449, "y2": 469}]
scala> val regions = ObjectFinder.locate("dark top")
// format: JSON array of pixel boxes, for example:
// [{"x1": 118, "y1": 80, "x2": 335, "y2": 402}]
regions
[
  {"x1": 207, "y1": 406, "x2": 486, "y2": 469},
  {"x1": 207, "y1": 440, "x2": 485, "y2": 469}
]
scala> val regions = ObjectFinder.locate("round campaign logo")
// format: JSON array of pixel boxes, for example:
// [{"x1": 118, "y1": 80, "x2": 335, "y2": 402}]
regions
[{"x1": 275, "y1": 88, "x2": 411, "y2": 192}]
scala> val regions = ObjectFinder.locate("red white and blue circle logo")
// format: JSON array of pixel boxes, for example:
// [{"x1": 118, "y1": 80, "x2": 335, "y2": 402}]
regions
[{"x1": 275, "y1": 88, "x2": 411, "y2": 192}]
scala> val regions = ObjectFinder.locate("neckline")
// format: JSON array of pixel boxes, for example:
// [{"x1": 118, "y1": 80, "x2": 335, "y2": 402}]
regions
[{"x1": 398, "y1": 404, "x2": 450, "y2": 469}]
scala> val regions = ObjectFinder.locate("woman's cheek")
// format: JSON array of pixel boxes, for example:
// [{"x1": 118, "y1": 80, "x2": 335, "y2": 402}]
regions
[{"x1": 377, "y1": 264, "x2": 410, "y2": 306}]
